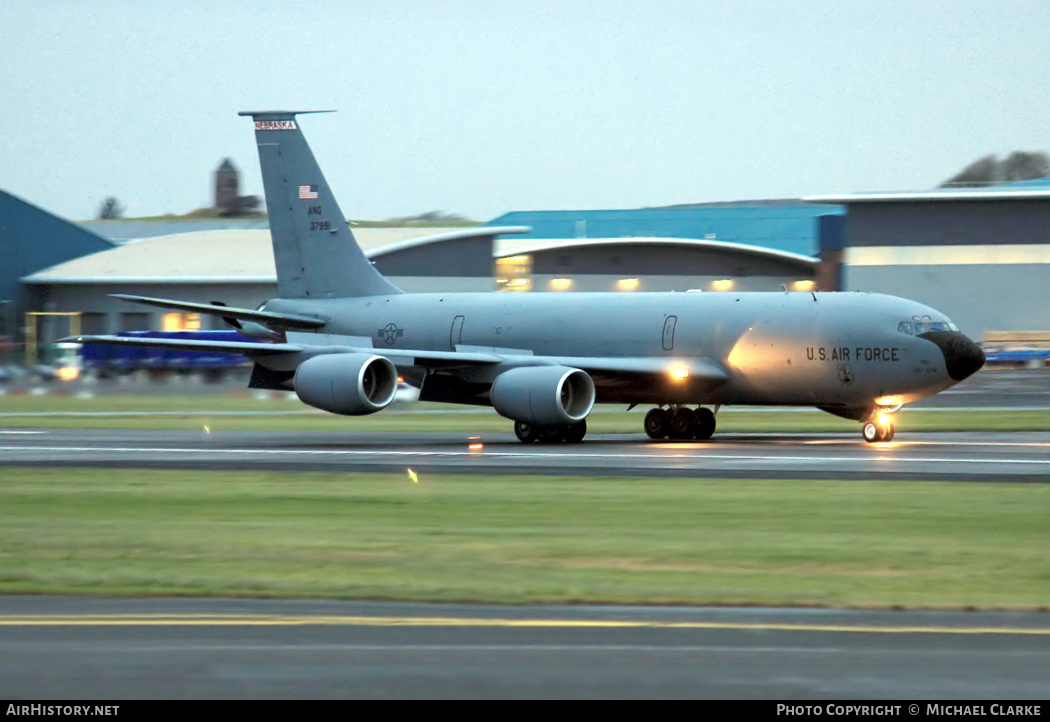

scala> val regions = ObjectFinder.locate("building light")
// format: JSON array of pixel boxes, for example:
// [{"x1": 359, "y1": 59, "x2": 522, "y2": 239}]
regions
[
  {"x1": 55, "y1": 366, "x2": 80, "y2": 381},
  {"x1": 495, "y1": 255, "x2": 532, "y2": 292},
  {"x1": 161, "y1": 312, "x2": 201, "y2": 331},
  {"x1": 712, "y1": 279, "x2": 734, "y2": 292},
  {"x1": 616, "y1": 278, "x2": 640, "y2": 291},
  {"x1": 549, "y1": 278, "x2": 573, "y2": 291}
]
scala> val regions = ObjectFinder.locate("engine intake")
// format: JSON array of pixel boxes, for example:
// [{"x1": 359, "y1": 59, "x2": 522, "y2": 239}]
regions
[
  {"x1": 491, "y1": 366, "x2": 595, "y2": 425},
  {"x1": 294, "y1": 353, "x2": 398, "y2": 416}
]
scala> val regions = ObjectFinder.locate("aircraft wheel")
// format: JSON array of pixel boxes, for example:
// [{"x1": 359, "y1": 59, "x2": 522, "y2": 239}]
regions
[
  {"x1": 862, "y1": 419, "x2": 894, "y2": 443},
  {"x1": 542, "y1": 425, "x2": 569, "y2": 444},
  {"x1": 862, "y1": 422, "x2": 879, "y2": 443},
  {"x1": 564, "y1": 419, "x2": 587, "y2": 444},
  {"x1": 644, "y1": 408, "x2": 670, "y2": 439},
  {"x1": 669, "y1": 408, "x2": 697, "y2": 440},
  {"x1": 514, "y1": 421, "x2": 542, "y2": 444},
  {"x1": 694, "y1": 407, "x2": 716, "y2": 440},
  {"x1": 882, "y1": 422, "x2": 895, "y2": 442}
]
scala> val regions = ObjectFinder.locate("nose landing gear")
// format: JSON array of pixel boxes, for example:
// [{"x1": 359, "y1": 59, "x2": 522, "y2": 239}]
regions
[{"x1": 644, "y1": 406, "x2": 716, "y2": 441}]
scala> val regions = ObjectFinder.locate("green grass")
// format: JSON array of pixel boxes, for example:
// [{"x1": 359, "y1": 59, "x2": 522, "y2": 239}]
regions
[
  {"x1": 1, "y1": 393, "x2": 1048, "y2": 432},
  {"x1": 0, "y1": 469, "x2": 1048, "y2": 608}
]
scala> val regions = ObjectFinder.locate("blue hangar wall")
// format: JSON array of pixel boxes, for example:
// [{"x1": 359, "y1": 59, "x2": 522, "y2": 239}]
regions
[
  {"x1": 487, "y1": 204, "x2": 845, "y2": 259},
  {"x1": 0, "y1": 190, "x2": 114, "y2": 338}
]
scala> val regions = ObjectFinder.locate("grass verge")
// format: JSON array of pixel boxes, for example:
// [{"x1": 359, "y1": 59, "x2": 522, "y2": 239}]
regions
[{"x1": 0, "y1": 468, "x2": 1048, "y2": 608}]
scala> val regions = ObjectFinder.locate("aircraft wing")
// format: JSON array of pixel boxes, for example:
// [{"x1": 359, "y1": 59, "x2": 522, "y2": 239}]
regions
[
  {"x1": 60, "y1": 334, "x2": 504, "y2": 366},
  {"x1": 110, "y1": 294, "x2": 327, "y2": 329},
  {"x1": 62, "y1": 333, "x2": 726, "y2": 383}
]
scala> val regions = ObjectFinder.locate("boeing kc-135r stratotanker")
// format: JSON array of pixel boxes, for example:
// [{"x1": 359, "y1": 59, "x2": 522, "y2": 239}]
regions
[{"x1": 65, "y1": 111, "x2": 986, "y2": 444}]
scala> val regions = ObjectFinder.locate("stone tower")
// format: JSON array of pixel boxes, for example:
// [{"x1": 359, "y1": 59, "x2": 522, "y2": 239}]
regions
[{"x1": 214, "y1": 158, "x2": 239, "y2": 214}]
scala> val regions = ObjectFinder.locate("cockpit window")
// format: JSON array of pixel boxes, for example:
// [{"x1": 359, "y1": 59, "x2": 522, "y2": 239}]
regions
[
  {"x1": 927, "y1": 321, "x2": 958, "y2": 332},
  {"x1": 899, "y1": 318, "x2": 959, "y2": 335}
]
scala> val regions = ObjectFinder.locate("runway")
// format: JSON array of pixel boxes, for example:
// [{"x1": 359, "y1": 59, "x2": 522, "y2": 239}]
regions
[
  {"x1": 2, "y1": 597, "x2": 1049, "y2": 699},
  {"x1": 2, "y1": 427, "x2": 1049, "y2": 481}
]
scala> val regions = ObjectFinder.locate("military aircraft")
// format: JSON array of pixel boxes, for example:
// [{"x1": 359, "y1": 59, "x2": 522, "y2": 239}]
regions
[{"x1": 65, "y1": 111, "x2": 985, "y2": 444}]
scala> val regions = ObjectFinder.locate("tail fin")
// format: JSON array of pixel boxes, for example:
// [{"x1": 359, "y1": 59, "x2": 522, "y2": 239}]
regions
[{"x1": 240, "y1": 110, "x2": 402, "y2": 299}]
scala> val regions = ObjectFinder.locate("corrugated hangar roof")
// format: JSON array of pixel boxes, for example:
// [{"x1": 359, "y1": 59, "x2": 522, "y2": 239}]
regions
[
  {"x1": 77, "y1": 218, "x2": 271, "y2": 243},
  {"x1": 24, "y1": 227, "x2": 527, "y2": 283},
  {"x1": 804, "y1": 188, "x2": 1050, "y2": 204}
]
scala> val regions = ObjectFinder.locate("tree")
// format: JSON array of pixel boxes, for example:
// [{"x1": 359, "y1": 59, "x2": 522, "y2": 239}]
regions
[
  {"x1": 97, "y1": 197, "x2": 125, "y2": 219},
  {"x1": 387, "y1": 210, "x2": 473, "y2": 223},
  {"x1": 940, "y1": 152, "x2": 1050, "y2": 188},
  {"x1": 1001, "y1": 151, "x2": 1050, "y2": 182}
]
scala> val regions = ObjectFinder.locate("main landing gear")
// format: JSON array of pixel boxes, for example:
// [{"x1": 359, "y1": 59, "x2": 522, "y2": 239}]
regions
[
  {"x1": 862, "y1": 415, "x2": 895, "y2": 443},
  {"x1": 643, "y1": 406, "x2": 716, "y2": 441},
  {"x1": 514, "y1": 419, "x2": 587, "y2": 444}
]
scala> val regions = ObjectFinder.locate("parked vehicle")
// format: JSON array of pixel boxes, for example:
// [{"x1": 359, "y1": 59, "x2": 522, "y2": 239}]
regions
[{"x1": 78, "y1": 330, "x2": 258, "y2": 377}]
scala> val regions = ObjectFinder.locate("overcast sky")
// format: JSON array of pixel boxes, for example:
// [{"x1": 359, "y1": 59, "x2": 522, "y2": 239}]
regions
[{"x1": 2, "y1": 1, "x2": 1048, "y2": 222}]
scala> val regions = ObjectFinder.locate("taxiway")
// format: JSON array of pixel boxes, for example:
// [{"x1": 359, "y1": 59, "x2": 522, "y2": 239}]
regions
[{"x1": 2, "y1": 597, "x2": 1049, "y2": 699}]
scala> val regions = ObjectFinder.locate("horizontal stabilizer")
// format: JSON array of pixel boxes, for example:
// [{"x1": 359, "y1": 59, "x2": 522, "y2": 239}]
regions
[{"x1": 111, "y1": 294, "x2": 326, "y2": 329}]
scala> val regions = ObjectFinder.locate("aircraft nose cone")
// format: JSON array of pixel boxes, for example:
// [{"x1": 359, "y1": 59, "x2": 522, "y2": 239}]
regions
[{"x1": 920, "y1": 331, "x2": 986, "y2": 381}]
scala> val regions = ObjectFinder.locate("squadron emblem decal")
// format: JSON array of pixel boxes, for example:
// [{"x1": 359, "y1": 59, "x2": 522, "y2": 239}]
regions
[
  {"x1": 837, "y1": 364, "x2": 855, "y2": 386},
  {"x1": 377, "y1": 323, "x2": 404, "y2": 345}
]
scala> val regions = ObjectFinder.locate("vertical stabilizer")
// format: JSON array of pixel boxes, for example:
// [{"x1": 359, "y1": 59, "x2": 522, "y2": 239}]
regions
[{"x1": 240, "y1": 111, "x2": 402, "y2": 298}]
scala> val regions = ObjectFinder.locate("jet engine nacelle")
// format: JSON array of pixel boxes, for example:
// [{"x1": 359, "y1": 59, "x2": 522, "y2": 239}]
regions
[
  {"x1": 490, "y1": 366, "x2": 595, "y2": 425},
  {"x1": 293, "y1": 353, "x2": 398, "y2": 416}
]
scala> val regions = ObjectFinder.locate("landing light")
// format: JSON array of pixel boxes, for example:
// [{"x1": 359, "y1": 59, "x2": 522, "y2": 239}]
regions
[
  {"x1": 875, "y1": 395, "x2": 904, "y2": 407},
  {"x1": 712, "y1": 279, "x2": 734, "y2": 292},
  {"x1": 670, "y1": 367, "x2": 690, "y2": 381}
]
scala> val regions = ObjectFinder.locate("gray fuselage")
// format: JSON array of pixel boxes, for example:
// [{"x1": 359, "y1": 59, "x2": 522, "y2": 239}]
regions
[{"x1": 266, "y1": 290, "x2": 963, "y2": 408}]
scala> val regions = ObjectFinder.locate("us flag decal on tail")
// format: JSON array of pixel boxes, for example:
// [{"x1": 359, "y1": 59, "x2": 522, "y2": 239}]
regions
[{"x1": 299, "y1": 184, "x2": 319, "y2": 200}]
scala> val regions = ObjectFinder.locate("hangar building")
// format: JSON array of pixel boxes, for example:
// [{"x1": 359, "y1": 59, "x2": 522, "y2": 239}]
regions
[{"x1": 806, "y1": 186, "x2": 1050, "y2": 335}]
